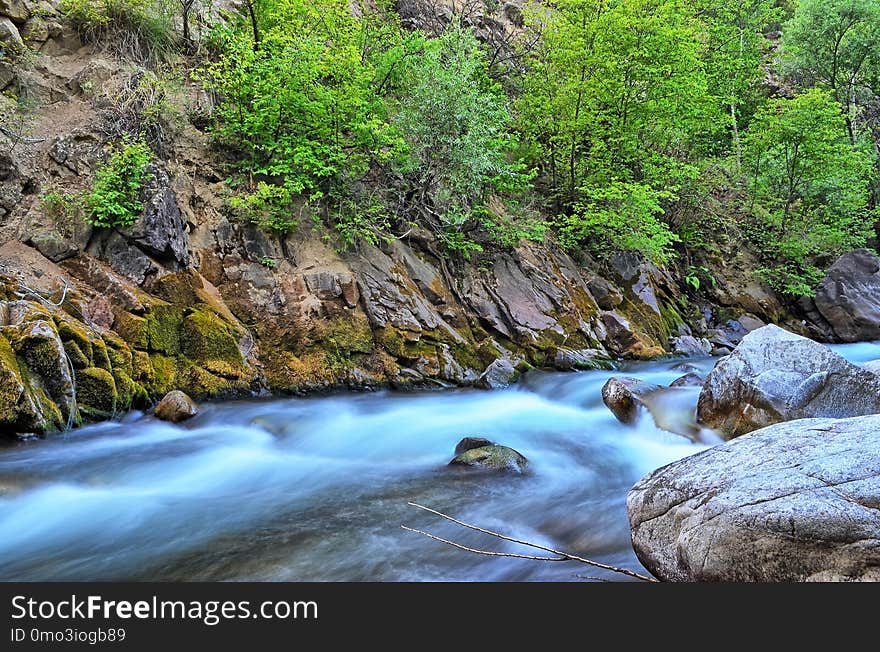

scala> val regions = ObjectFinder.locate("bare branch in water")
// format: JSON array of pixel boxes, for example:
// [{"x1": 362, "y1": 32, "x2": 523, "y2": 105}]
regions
[{"x1": 403, "y1": 502, "x2": 658, "y2": 582}]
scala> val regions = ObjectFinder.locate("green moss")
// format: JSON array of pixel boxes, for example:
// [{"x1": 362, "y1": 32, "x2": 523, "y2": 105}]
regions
[
  {"x1": 142, "y1": 354, "x2": 176, "y2": 397},
  {"x1": 63, "y1": 340, "x2": 91, "y2": 369},
  {"x1": 324, "y1": 314, "x2": 374, "y2": 356},
  {"x1": 91, "y1": 340, "x2": 112, "y2": 371},
  {"x1": 76, "y1": 367, "x2": 118, "y2": 418},
  {"x1": 144, "y1": 304, "x2": 185, "y2": 355},
  {"x1": 15, "y1": 322, "x2": 64, "y2": 379},
  {"x1": 376, "y1": 326, "x2": 406, "y2": 358},
  {"x1": 180, "y1": 309, "x2": 243, "y2": 366},
  {"x1": 0, "y1": 334, "x2": 25, "y2": 424},
  {"x1": 56, "y1": 321, "x2": 94, "y2": 361},
  {"x1": 106, "y1": 343, "x2": 133, "y2": 375},
  {"x1": 151, "y1": 271, "x2": 204, "y2": 306},
  {"x1": 176, "y1": 361, "x2": 250, "y2": 399},
  {"x1": 32, "y1": 387, "x2": 65, "y2": 433},
  {"x1": 113, "y1": 370, "x2": 150, "y2": 411},
  {"x1": 114, "y1": 311, "x2": 149, "y2": 349}
]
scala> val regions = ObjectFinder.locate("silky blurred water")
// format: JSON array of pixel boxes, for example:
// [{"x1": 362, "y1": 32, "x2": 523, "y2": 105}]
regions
[{"x1": 0, "y1": 341, "x2": 876, "y2": 581}]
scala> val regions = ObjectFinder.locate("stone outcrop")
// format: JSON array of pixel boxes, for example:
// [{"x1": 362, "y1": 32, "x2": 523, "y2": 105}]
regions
[
  {"x1": 697, "y1": 325, "x2": 880, "y2": 439},
  {"x1": 628, "y1": 415, "x2": 880, "y2": 582},
  {"x1": 812, "y1": 249, "x2": 880, "y2": 342}
]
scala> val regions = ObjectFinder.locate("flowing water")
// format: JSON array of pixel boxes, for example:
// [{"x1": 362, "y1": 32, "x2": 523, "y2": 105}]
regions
[{"x1": 1, "y1": 341, "x2": 878, "y2": 581}]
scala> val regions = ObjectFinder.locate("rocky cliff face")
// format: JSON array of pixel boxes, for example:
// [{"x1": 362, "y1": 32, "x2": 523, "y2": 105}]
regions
[{"x1": 0, "y1": 1, "x2": 806, "y2": 436}]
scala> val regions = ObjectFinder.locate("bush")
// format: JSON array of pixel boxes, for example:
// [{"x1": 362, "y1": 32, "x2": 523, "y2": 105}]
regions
[
  {"x1": 59, "y1": 0, "x2": 177, "y2": 63},
  {"x1": 84, "y1": 137, "x2": 153, "y2": 228}
]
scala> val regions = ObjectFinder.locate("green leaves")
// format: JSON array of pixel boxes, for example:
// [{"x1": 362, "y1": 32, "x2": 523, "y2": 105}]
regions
[
  {"x1": 84, "y1": 137, "x2": 153, "y2": 229},
  {"x1": 743, "y1": 89, "x2": 876, "y2": 294},
  {"x1": 392, "y1": 25, "x2": 526, "y2": 227}
]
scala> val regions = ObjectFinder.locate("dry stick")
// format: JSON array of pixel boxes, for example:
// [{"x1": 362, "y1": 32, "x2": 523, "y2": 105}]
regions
[
  {"x1": 400, "y1": 526, "x2": 567, "y2": 562},
  {"x1": 405, "y1": 502, "x2": 657, "y2": 582}
]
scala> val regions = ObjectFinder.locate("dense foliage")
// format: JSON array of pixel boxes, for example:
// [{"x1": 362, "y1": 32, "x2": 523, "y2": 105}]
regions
[{"x1": 75, "y1": 0, "x2": 879, "y2": 296}]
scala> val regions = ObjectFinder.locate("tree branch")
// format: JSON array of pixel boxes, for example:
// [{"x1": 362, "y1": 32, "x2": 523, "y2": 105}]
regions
[{"x1": 403, "y1": 502, "x2": 658, "y2": 582}]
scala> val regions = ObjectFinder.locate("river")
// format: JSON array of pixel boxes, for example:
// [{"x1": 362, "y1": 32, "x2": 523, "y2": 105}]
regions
[{"x1": 1, "y1": 341, "x2": 878, "y2": 581}]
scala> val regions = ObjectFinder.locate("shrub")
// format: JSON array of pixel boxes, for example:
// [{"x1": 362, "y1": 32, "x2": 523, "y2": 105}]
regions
[
  {"x1": 59, "y1": 0, "x2": 177, "y2": 63},
  {"x1": 84, "y1": 137, "x2": 153, "y2": 228}
]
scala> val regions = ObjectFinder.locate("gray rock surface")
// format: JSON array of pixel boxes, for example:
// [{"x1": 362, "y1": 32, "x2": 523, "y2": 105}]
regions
[
  {"x1": 813, "y1": 249, "x2": 880, "y2": 342},
  {"x1": 628, "y1": 415, "x2": 880, "y2": 582},
  {"x1": 697, "y1": 325, "x2": 880, "y2": 438},
  {"x1": 476, "y1": 357, "x2": 519, "y2": 389}
]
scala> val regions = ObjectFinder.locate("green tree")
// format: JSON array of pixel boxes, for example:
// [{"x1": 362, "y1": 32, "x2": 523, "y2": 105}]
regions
[
  {"x1": 696, "y1": 0, "x2": 781, "y2": 169},
  {"x1": 203, "y1": 0, "x2": 404, "y2": 234},
  {"x1": 783, "y1": 0, "x2": 880, "y2": 143},
  {"x1": 743, "y1": 88, "x2": 875, "y2": 294},
  {"x1": 518, "y1": 0, "x2": 711, "y2": 263},
  {"x1": 392, "y1": 25, "x2": 527, "y2": 245}
]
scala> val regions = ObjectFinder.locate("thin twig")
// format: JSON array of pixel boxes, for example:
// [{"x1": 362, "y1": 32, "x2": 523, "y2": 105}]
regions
[
  {"x1": 400, "y1": 526, "x2": 567, "y2": 562},
  {"x1": 405, "y1": 502, "x2": 657, "y2": 582}
]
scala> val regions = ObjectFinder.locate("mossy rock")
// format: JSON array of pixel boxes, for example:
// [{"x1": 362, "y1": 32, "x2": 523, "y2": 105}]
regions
[
  {"x1": 0, "y1": 334, "x2": 26, "y2": 424},
  {"x1": 139, "y1": 354, "x2": 176, "y2": 397},
  {"x1": 263, "y1": 350, "x2": 337, "y2": 393},
  {"x1": 144, "y1": 303, "x2": 185, "y2": 355},
  {"x1": 180, "y1": 309, "x2": 243, "y2": 367},
  {"x1": 14, "y1": 320, "x2": 64, "y2": 378},
  {"x1": 105, "y1": 343, "x2": 132, "y2": 375},
  {"x1": 376, "y1": 326, "x2": 406, "y2": 358},
  {"x1": 324, "y1": 314, "x2": 374, "y2": 357},
  {"x1": 449, "y1": 445, "x2": 528, "y2": 473},
  {"x1": 56, "y1": 321, "x2": 93, "y2": 361},
  {"x1": 76, "y1": 366, "x2": 118, "y2": 418},
  {"x1": 176, "y1": 361, "x2": 250, "y2": 399},
  {"x1": 31, "y1": 387, "x2": 65, "y2": 432},
  {"x1": 114, "y1": 311, "x2": 149, "y2": 349},
  {"x1": 63, "y1": 340, "x2": 90, "y2": 369},
  {"x1": 91, "y1": 340, "x2": 112, "y2": 371},
  {"x1": 113, "y1": 370, "x2": 150, "y2": 411}
]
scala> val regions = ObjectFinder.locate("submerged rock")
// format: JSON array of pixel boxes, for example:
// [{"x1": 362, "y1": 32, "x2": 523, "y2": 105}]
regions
[
  {"x1": 669, "y1": 371, "x2": 704, "y2": 388},
  {"x1": 454, "y1": 437, "x2": 495, "y2": 456},
  {"x1": 628, "y1": 415, "x2": 880, "y2": 582},
  {"x1": 601, "y1": 376, "x2": 662, "y2": 424},
  {"x1": 813, "y1": 249, "x2": 880, "y2": 342},
  {"x1": 154, "y1": 390, "x2": 199, "y2": 423},
  {"x1": 449, "y1": 445, "x2": 528, "y2": 473},
  {"x1": 697, "y1": 325, "x2": 880, "y2": 439}
]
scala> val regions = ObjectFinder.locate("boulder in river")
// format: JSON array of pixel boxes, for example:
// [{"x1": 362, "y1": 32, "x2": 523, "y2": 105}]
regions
[
  {"x1": 813, "y1": 249, "x2": 880, "y2": 342},
  {"x1": 454, "y1": 437, "x2": 495, "y2": 456},
  {"x1": 475, "y1": 357, "x2": 519, "y2": 390},
  {"x1": 697, "y1": 324, "x2": 880, "y2": 439},
  {"x1": 154, "y1": 390, "x2": 199, "y2": 423},
  {"x1": 449, "y1": 445, "x2": 528, "y2": 473},
  {"x1": 628, "y1": 415, "x2": 880, "y2": 582},
  {"x1": 669, "y1": 372, "x2": 704, "y2": 388},
  {"x1": 601, "y1": 376, "x2": 662, "y2": 424}
]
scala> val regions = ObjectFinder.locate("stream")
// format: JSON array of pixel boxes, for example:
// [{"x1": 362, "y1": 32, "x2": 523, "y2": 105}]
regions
[{"x1": 1, "y1": 341, "x2": 878, "y2": 581}]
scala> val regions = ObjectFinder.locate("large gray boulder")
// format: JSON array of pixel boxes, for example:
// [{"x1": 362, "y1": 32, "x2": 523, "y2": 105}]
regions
[
  {"x1": 697, "y1": 325, "x2": 880, "y2": 439},
  {"x1": 813, "y1": 249, "x2": 880, "y2": 342},
  {"x1": 627, "y1": 415, "x2": 880, "y2": 582}
]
